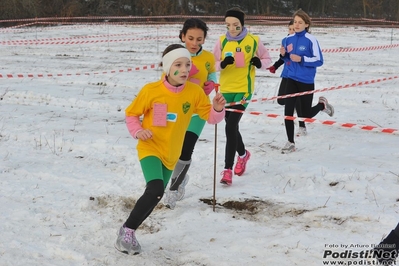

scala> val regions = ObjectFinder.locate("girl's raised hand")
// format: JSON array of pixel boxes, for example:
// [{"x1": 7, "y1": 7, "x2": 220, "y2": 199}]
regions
[{"x1": 212, "y1": 93, "x2": 226, "y2": 112}]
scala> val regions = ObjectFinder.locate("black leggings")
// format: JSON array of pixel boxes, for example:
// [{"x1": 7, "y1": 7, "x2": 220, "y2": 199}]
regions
[
  {"x1": 284, "y1": 78, "x2": 324, "y2": 143},
  {"x1": 125, "y1": 179, "x2": 164, "y2": 230},
  {"x1": 278, "y1": 77, "x2": 305, "y2": 128},
  {"x1": 224, "y1": 104, "x2": 246, "y2": 169},
  {"x1": 179, "y1": 131, "x2": 199, "y2": 161}
]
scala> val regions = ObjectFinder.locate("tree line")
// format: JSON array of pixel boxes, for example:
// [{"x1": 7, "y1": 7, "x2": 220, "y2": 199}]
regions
[{"x1": 0, "y1": 0, "x2": 398, "y2": 21}]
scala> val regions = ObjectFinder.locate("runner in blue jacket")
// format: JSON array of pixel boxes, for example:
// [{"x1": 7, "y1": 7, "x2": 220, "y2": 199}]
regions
[
  {"x1": 269, "y1": 20, "x2": 308, "y2": 137},
  {"x1": 280, "y1": 9, "x2": 334, "y2": 154}
]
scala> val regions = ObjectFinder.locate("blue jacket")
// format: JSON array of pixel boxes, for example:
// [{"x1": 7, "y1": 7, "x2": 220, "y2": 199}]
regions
[{"x1": 282, "y1": 30, "x2": 323, "y2": 84}]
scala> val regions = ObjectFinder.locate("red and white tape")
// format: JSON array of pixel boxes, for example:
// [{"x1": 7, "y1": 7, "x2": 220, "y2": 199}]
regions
[
  {"x1": 0, "y1": 65, "x2": 157, "y2": 79},
  {"x1": 226, "y1": 75, "x2": 399, "y2": 106},
  {"x1": 0, "y1": 22, "x2": 164, "y2": 33},
  {"x1": 225, "y1": 108, "x2": 399, "y2": 135},
  {"x1": 322, "y1": 44, "x2": 399, "y2": 53},
  {"x1": 0, "y1": 27, "x2": 177, "y2": 44},
  {"x1": 1, "y1": 35, "x2": 174, "y2": 46}
]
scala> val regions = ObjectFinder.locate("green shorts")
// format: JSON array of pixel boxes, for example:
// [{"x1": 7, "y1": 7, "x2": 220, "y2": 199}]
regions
[
  {"x1": 222, "y1": 93, "x2": 252, "y2": 108},
  {"x1": 140, "y1": 156, "x2": 173, "y2": 188}
]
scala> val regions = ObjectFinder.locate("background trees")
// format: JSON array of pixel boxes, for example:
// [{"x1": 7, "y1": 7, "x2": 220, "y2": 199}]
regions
[{"x1": 0, "y1": 0, "x2": 398, "y2": 21}]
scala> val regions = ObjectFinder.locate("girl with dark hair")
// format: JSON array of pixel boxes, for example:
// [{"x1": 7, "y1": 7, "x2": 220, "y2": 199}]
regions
[
  {"x1": 213, "y1": 7, "x2": 272, "y2": 185},
  {"x1": 164, "y1": 18, "x2": 218, "y2": 210}
]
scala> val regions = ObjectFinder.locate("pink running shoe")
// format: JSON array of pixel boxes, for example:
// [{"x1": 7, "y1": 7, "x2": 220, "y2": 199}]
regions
[
  {"x1": 220, "y1": 169, "x2": 233, "y2": 185},
  {"x1": 234, "y1": 150, "x2": 251, "y2": 176}
]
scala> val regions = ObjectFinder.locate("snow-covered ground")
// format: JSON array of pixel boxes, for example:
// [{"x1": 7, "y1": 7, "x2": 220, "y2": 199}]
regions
[{"x1": 0, "y1": 23, "x2": 398, "y2": 265}]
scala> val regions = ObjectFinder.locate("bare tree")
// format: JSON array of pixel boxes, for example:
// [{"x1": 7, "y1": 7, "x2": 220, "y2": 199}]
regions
[
  {"x1": 397, "y1": 0, "x2": 399, "y2": 20},
  {"x1": 1, "y1": 0, "x2": 399, "y2": 21}
]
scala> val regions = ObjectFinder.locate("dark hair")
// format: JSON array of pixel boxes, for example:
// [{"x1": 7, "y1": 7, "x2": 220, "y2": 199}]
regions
[
  {"x1": 288, "y1": 20, "x2": 294, "y2": 26},
  {"x1": 179, "y1": 18, "x2": 209, "y2": 41}
]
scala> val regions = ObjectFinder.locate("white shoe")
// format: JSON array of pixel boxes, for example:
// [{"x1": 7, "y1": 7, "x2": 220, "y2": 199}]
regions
[
  {"x1": 281, "y1": 141, "x2": 295, "y2": 154},
  {"x1": 176, "y1": 174, "x2": 189, "y2": 201},
  {"x1": 297, "y1": 127, "x2": 307, "y2": 137},
  {"x1": 164, "y1": 190, "x2": 180, "y2": 210},
  {"x1": 164, "y1": 174, "x2": 190, "y2": 210},
  {"x1": 319, "y1": 96, "x2": 334, "y2": 117},
  {"x1": 115, "y1": 225, "x2": 141, "y2": 255}
]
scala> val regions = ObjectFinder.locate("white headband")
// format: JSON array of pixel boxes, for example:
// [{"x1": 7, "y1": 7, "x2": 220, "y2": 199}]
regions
[{"x1": 162, "y1": 48, "x2": 191, "y2": 76}]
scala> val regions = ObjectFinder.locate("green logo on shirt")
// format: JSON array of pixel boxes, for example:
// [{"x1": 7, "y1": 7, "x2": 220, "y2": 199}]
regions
[
  {"x1": 182, "y1": 102, "x2": 191, "y2": 114},
  {"x1": 245, "y1": 45, "x2": 251, "y2": 53},
  {"x1": 205, "y1": 62, "x2": 211, "y2": 71}
]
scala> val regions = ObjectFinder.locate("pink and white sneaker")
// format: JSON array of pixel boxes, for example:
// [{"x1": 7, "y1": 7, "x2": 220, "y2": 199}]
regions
[
  {"x1": 234, "y1": 150, "x2": 251, "y2": 176},
  {"x1": 220, "y1": 169, "x2": 233, "y2": 185},
  {"x1": 115, "y1": 225, "x2": 141, "y2": 255}
]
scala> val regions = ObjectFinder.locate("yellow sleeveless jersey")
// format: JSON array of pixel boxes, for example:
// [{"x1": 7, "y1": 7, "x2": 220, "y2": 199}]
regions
[{"x1": 219, "y1": 34, "x2": 259, "y2": 94}]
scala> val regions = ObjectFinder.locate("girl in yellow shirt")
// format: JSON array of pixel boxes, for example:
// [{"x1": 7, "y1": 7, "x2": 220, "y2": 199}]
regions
[
  {"x1": 164, "y1": 18, "x2": 217, "y2": 210},
  {"x1": 115, "y1": 44, "x2": 226, "y2": 255},
  {"x1": 213, "y1": 7, "x2": 272, "y2": 185}
]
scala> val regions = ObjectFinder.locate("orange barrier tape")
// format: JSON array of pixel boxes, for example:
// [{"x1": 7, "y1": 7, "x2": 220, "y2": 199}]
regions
[
  {"x1": 0, "y1": 65, "x2": 157, "y2": 79},
  {"x1": 225, "y1": 108, "x2": 399, "y2": 135},
  {"x1": 226, "y1": 75, "x2": 399, "y2": 106}
]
